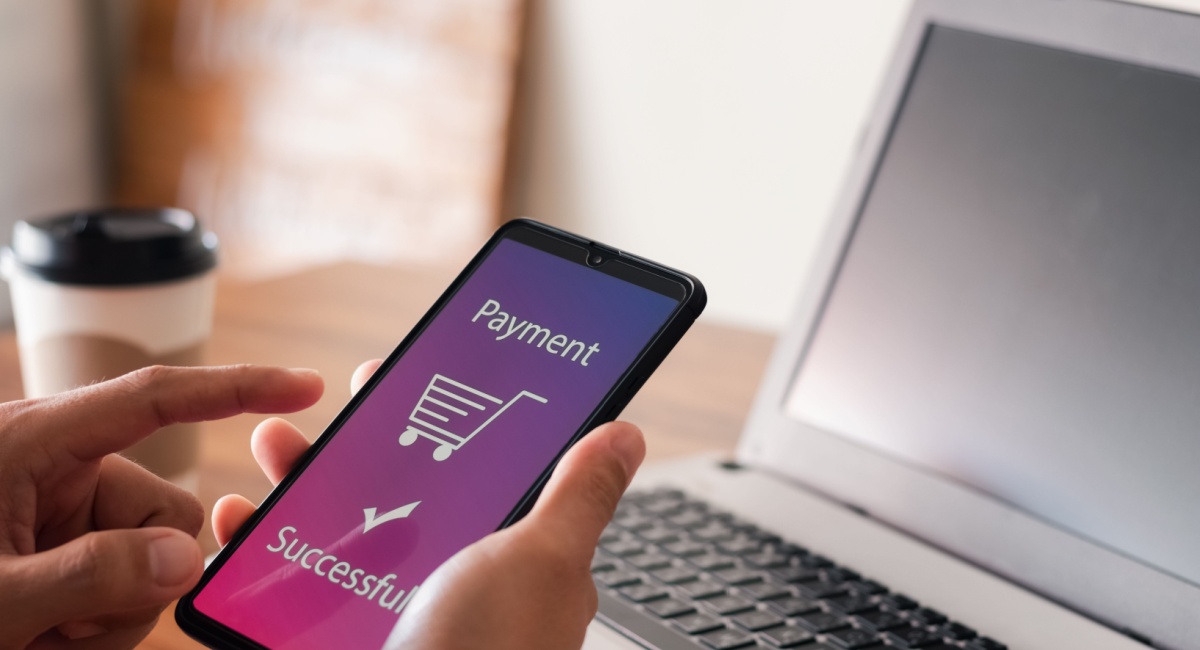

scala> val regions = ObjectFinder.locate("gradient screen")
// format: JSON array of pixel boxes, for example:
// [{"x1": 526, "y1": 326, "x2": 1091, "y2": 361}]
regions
[
  {"x1": 193, "y1": 236, "x2": 681, "y2": 648},
  {"x1": 787, "y1": 26, "x2": 1200, "y2": 585}
]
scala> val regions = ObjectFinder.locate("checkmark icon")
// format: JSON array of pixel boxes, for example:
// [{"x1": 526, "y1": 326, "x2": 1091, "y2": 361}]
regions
[{"x1": 362, "y1": 501, "x2": 421, "y2": 534}]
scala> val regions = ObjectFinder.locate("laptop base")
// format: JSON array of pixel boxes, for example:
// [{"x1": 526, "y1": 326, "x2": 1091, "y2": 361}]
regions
[{"x1": 584, "y1": 455, "x2": 1145, "y2": 650}]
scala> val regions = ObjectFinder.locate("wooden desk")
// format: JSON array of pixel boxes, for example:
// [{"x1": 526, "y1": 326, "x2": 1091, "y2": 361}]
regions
[{"x1": 0, "y1": 263, "x2": 774, "y2": 649}]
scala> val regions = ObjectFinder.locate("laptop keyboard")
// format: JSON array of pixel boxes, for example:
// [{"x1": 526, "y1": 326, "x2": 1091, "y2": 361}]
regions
[{"x1": 592, "y1": 487, "x2": 1007, "y2": 650}]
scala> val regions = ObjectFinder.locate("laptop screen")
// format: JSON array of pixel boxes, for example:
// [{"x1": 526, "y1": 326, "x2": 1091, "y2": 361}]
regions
[{"x1": 785, "y1": 25, "x2": 1200, "y2": 587}]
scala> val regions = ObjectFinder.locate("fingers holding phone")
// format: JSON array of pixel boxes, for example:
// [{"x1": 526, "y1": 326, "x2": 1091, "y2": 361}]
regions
[
  {"x1": 180, "y1": 220, "x2": 703, "y2": 649},
  {"x1": 214, "y1": 365, "x2": 647, "y2": 650},
  {"x1": 383, "y1": 421, "x2": 646, "y2": 650}
]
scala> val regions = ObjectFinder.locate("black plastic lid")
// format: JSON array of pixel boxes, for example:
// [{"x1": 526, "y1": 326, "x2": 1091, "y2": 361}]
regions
[{"x1": 10, "y1": 208, "x2": 218, "y2": 286}]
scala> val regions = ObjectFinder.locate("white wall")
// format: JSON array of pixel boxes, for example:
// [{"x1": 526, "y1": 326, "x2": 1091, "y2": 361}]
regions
[
  {"x1": 505, "y1": 0, "x2": 1200, "y2": 332},
  {"x1": 505, "y1": 0, "x2": 913, "y2": 331},
  {"x1": 0, "y1": 1, "x2": 101, "y2": 322}
]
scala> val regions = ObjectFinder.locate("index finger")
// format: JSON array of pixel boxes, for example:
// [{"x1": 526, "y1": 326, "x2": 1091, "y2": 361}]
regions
[{"x1": 29, "y1": 365, "x2": 324, "y2": 461}]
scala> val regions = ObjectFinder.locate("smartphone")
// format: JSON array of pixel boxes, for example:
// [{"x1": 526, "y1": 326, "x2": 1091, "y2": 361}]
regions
[{"x1": 176, "y1": 219, "x2": 705, "y2": 649}]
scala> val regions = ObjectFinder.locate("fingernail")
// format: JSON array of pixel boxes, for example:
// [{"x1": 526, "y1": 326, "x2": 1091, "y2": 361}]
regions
[
  {"x1": 149, "y1": 533, "x2": 199, "y2": 587},
  {"x1": 58, "y1": 621, "x2": 107, "y2": 639},
  {"x1": 609, "y1": 426, "x2": 645, "y2": 477},
  {"x1": 288, "y1": 368, "x2": 320, "y2": 377}
]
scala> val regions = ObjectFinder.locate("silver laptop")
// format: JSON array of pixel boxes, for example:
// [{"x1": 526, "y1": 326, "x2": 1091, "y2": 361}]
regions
[{"x1": 585, "y1": 1, "x2": 1200, "y2": 649}]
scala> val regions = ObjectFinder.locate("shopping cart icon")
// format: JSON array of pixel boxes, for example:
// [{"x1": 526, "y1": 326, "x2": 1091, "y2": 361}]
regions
[{"x1": 399, "y1": 374, "x2": 548, "y2": 461}]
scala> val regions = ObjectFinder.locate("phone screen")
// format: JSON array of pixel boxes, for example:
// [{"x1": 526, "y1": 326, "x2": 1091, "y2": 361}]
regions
[{"x1": 189, "y1": 232, "x2": 686, "y2": 648}]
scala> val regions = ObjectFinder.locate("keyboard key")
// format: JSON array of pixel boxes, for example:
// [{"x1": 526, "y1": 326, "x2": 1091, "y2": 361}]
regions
[
  {"x1": 758, "y1": 625, "x2": 814, "y2": 648},
  {"x1": 644, "y1": 503, "x2": 686, "y2": 518},
  {"x1": 701, "y1": 594, "x2": 757, "y2": 615},
  {"x1": 645, "y1": 597, "x2": 696, "y2": 618},
  {"x1": 638, "y1": 526, "x2": 681, "y2": 544},
  {"x1": 748, "y1": 530, "x2": 782, "y2": 546},
  {"x1": 769, "y1": 542, "x2": 806, "y2": 555},
  {"x1": 740, "y1": 582, "x2": 791, "y2": 601},
  {"x1": 795, "y1": 579, "x2": 846, "y2": 599},
  {"x1": 824, "y1": 593, "x2": 876, "y2": 614},
  {"x1": 663, "y1": 540, "x2": 709, "y2": 557},
  {"x1": 723, "y1": 517, "x2": 755, "y2": 531},
  {"x1": 852, "y1": 608, "x2": 906, "y2": 630},
  {"x1": 613, "y1": 513, "x2": 655, "y2": 531},
  {"x1": 677, "y1": 580, "x2": 726, "y2": 599},
  {"x1": 718, "y1": 537, "x2": 763, "y2": 555},
  {"x1": 713, "y1": 567, "x2": 765, "y2": 585},
  {"x1": 672, "y1": 612, "x2": 725, "y2": 635},
  {"x1": 941, "y1": 621, "x2": 977, "y2": 640},
  {"x1": 798, "y1": 554, "x2": 834, "y2": 568},
  {"x1": 794, "y1": 610, "x2": 849, "y2": 633},
  {"x1": 645, "y1": 503, "x2": 686, "y2": 518},
  {"x1": 651, "y1": 565, "x2": 699, "y2": 584},
  {"x1": 848, "y1": 579, "x2": 888, "y2": 595},
  {"x1": 744, "y1": 551, "x2": 790, "y2": 568},
  {"x1": 878, "y1": 594, "x2": 918, "y2": 611},
  {"x1": 699, "y1": 627, "x2": 757, "y2": 649},
  {"x1": 601, "y1": 539, "x2": 645, "y2": 557},
  {"x1": 627, "y1": 553, "x2": 673, "y2": 570},
  {"x1": 767, "y1": 595, "x2": 821, "y2": 616},
  {"x1": 596, "y1": 570, "x2": 641, "y2": 588},
  {"x1": 707, "y1": 511, "x2": 739, "y2": 524},
  {"x1": 821, "y1": 567, "x2": 860, "y2": 583},
  {"x1": 968, "y1": 638, "x2": 1007, "y2": 650},
  {"x1": 617, "y1": 583, "x2": 668, "y2": 603},
  {"x1": 731, "y1": 609, "x2": 784, "y2": 631},
  {"x1": 824, "y1": 627, "x2": 881, "y2": 649},
  {"x1": 769, "y1": 565, "x2": 821, "y2": 583},
  {"x1": 909, "y1": 607, "x2": 948, "y2": 627},
  {"x1": 668, "y1": 510, "x2": 710, "y2": 528},
  {"x1": 884, "y1": 625, "x2": 941, "y2": 647},
  {"x1": 692, "y1": 523, "x2": 738, "y2": 542},
  {"x1": 690, "y1": 554, "x2": 738, "y2": 571}
]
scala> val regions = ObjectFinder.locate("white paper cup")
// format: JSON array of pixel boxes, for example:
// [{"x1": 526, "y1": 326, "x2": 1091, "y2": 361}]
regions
[{"x1": 2, "y1": 208, "x2": 218, "y2": 490}]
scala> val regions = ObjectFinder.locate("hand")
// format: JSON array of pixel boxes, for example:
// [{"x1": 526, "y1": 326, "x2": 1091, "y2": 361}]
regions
[
  {"x1": 213, "y1": 361, "x2": 645, "y2": 650},
  {"x1": 0, "y1": 365, "x2": 323, "y2": 650}
]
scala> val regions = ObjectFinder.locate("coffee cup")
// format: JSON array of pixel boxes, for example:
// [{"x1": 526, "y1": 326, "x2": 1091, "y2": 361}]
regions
[{"x1": 2, "y1": 208, "x2": 218, "y2": 490}]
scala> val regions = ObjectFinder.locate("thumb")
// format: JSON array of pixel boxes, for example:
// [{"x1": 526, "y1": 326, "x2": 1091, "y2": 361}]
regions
[
  {"x1": 519, "y1": 421, "x2": 645, "y2": 553},
  {"x1": 0, "y1": 527, "x2": 202, "y2": 642}
]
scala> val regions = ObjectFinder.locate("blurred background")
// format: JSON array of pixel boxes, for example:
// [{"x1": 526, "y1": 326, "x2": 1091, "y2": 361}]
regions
[{"x1": 2, "y1": 0, "x2": 1196, "y2": 332}]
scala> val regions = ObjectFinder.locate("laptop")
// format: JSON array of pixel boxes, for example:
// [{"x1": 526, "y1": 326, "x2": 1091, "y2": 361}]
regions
[{"x1": 583, "y1": 1, "x2": 1200, "y2": 649}]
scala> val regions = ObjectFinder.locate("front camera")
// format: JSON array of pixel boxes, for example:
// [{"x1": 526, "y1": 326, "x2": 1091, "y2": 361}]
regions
[{"x1": 587, "y1": 254, "x2": 604, "y2": 267}]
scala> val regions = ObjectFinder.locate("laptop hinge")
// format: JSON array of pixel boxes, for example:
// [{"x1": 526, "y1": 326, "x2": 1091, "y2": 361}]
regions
[{"x1": 1118, "y1": 627, "x2": 1156, "y2": 648}]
